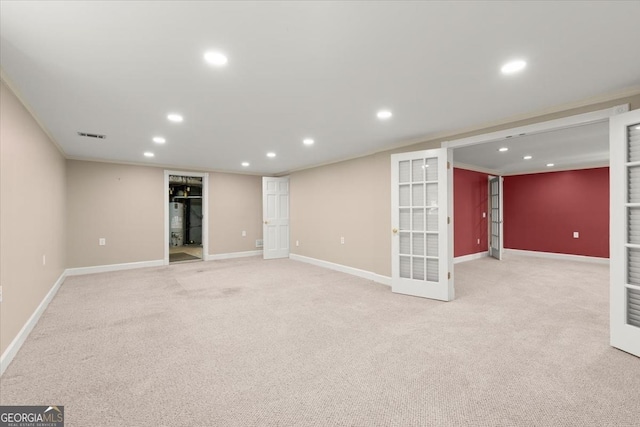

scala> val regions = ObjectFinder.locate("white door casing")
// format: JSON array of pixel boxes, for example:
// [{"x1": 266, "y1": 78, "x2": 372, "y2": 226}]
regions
[
  {"x1": 489, "y1": 176, "x2": 503, "y2": 260},
  {"x1": 263, "y1": 176, "x2": 290, "y2": 259},
  {"x1": 610, "y1": 108, "x2": 640, "y2": 358},
  {"x1": 391, "y1": 148, "x2": 454, "y2": 301}
]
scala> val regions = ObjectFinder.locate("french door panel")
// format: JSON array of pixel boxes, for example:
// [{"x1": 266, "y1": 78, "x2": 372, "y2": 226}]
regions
[
  {"x1": 391, "y1": 148, "x2": 453, "y2": 301},
  {"x1": 610, "y1": 108, "x2": 640, "y2": 358},
  {"x1": 489, "y1": 176, "x2": 503, "y2": 260}
]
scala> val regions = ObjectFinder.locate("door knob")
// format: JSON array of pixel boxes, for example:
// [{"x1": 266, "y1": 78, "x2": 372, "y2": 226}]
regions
[
  {"x1": 392, "y1": 228, "x2": 398, "y2": 234},
  {"x1": 264, "y1": 220, "x2": 269, "y2": 225}
]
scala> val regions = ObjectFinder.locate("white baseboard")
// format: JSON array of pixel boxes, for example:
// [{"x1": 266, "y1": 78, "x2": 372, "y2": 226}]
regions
[
  {"x1": 65, "y1": 259, "x2": 165, "y2": 276},
  {"x1": 454, "y1": 251, "x2": 489, "y2": 264},
  {"x1": 206, "y1": 250, "x2": 263, "y2": 261},
  {"x1": 1, "y1": 271, "x2": 66, "y2": 376},
  {"x1": 289, "y1": 254, "x2": 392, "y2": 287},
  {"x1": 505, "y1": 249, "x2": 610, "y2": 264}
]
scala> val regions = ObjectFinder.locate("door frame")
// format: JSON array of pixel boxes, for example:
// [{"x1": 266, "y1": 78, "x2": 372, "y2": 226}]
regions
[
  {"x1": 442, "y1": 103, "x2": 629, "y2": 349},
  {"x1": 164, "y1": 170, "x2": 209, "y2": 265}
]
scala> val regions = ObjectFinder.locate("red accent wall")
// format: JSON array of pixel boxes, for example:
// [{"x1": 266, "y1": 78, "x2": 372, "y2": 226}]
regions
[
  {"x1": 454, "y1": 168, "x2": 489, "y2": 257},
  {"x1": 503, "y1": 167, "x2": 609, "y2": 258}
]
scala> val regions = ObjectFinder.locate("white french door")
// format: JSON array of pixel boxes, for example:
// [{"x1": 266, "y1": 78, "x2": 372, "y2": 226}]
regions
[
  {"x1": 610, "y1": 108, "x2": 640, "y2": 358},
  {"x1": 391, "y1": 148, "x2": 453, "y2": 301},
  {"x1": 262, "y1": 176, "x2": 290, "y2": 260},
  {"x1": 489, "y1": 176, "x2": 503, "y2": 260}
]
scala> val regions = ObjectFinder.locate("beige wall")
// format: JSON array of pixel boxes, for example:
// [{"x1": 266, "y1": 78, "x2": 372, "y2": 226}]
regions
[
  {"x1": 66, "y1": 162, "x2": 263, "y2": 268},
  {"x1": 290, "y1": 93, "x2": 640, "y2": 278},
  {"x1": 0, "y1": 81, "x2": 67, "y2": 356},
  {"x1": 66, "y1": 160, "x2": 165, "y2": 267},
  {"x1": 209, "y1": 173, "x2": 263, "y2": 255}
]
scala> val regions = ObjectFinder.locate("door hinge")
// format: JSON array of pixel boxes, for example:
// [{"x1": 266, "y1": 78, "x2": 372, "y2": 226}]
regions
[
  {"x1": 448, "y1": 272, "x2": 451, "y2": 280},
  {"x1": 447, "y1": 161, "x2": 451, "y2": 169},
  {"x1": 447, "y1": 216, "x2": 450, "y2": 224}
]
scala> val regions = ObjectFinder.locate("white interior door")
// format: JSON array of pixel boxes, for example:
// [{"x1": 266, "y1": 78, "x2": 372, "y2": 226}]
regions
[
  {"x1": 263, "y1": 177, "x2": 290, "y2": 259},
  {"x1": 610, "y1": 108, "x2": 640, "y2": 358},
  {"x1": 489, "y1": 176, "x2": 503, "y2": 260},
  {"x1": 391, "y1": 148, "x2": 453, "y2": 301}
]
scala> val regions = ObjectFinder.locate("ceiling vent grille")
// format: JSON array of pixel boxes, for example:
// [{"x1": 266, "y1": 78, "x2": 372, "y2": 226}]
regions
[{"x1": 77, "y1": 132, "x2": 106, "y2": 139}]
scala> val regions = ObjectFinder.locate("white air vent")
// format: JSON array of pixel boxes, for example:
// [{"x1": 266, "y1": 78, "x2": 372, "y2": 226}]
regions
[{"x1": 77, "y1": 132, "x2": 106, "y2": 139}]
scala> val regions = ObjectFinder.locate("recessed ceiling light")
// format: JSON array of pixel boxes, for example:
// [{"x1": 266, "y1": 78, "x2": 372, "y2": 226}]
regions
[
  {"x1": 523, "y1": 155, "x2": 533, "y2": 160},
  {"x1": 498, "y1": 147, "x2": 509, "y2": 152},
  {"x1": 303, "y1": 138, "x2": 314, "y2": 146},
  {"x1": 167, "y1": 113, "x2": 183, "y2": 123},
  {"x1": 267, "y1": 152, "x2": 276, "y2": 158},
  {"x1": 501, "y1": 59, "x2": 527, "y2": 74},
  {"x1": 546, "y1": 163, "x2": 555, "y2": 167},
  {"x1": 241, "y1": 162, "x2": 250, "y2": 167},
  {"x1": 204, "y1": 51, "x2": 228, "y2": 66},
  {"x1": 144, "y1": 152, "x2": 155, "y2": 158},
  {"x1": 153, "y1": 137, "x2": 166, "y2": 144},
  {"x1": 377, "y1": 110, "x2": 392, "y2": 120}
]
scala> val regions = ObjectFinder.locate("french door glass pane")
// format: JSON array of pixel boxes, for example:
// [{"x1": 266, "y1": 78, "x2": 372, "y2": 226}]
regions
[
  {"x1": 426, "y1": 158, "x2": 438, "y2": 181},
  {"x1": 400, "y1": 256, "x2": 411, "y2": 278},
  {"x1": 396, "y1": 155, "x2": 440, "y2": 283},
  {"x1": 412, "y1": 184, "x2": 424, "y2": 206},
  {"x1": 412, "y1": 159, "x2": 424, "y2": 182},
  {"x1": 399, "y1": 185, "x2": 410, "y2": 206},
  {"x1": 412, "y1": 208, "x2": 425, "y2": 231},
  {"x1": 426, "y1": 259, "x2": 438, "y2": 281},
  {"x1": 399, "y1": 161, "x2": 410, "y2": 183},
  {"x1": 399, "y1": 208, "x2": 410, "y2": 230},
  {"x1": 426, "y1": 234, "x2": 438, "y2": 257},
  {"x1": 629, "y1": 207, "x2": 640, "y2": 245},
  {"x1": 399, "y1": 232, "x2": 410, "y2": 255},
  {"x1": 413, "y1": 233, "x2": 425, "y2": 256},
  {"x1": 413, "y1": 258, "x2": 425, "y2": 280}
]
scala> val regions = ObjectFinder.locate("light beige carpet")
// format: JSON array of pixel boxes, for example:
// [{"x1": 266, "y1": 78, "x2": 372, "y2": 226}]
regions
[{"x1": 1, "y1": 254, "x2": 639, "y2": 426}]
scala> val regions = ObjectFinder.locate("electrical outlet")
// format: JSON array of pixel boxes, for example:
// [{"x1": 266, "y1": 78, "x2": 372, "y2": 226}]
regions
[
  {"x1": 482, "y1": 212, "x2": 486, "y2": 218},
  {"x1": 256, "y1": 239, "x2": 263, "y2": 248},
  {"x1": 477, "y1": 239, "x2": 480, "y2": 245},
  {"x1": 296, "y1": 240, "x2": 300, "y2": 247},
  {"x1": 99, "y1": 238, "x2": 106, "y2": 246},
  {"x1": 43, "y1": 255, "x2": 46, "y2": 266},
  {"x1": 340, "y1": 236, "x2": 345, "y2": 244},
  {"x1": 242, "y1": 230, "x2": 247, "y2": 237},
  {"x1": 573, "y1": 231, "x2": 579, "y2": 239},
  {"x1": 0, "y1": 285, "x2": 3, "y2": 303}
]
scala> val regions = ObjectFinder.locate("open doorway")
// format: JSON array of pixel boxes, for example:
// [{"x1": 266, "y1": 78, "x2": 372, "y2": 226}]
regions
[
  {"x1": 164, "y1": 171, "x2": 209, "y2": 264},
  {"x1": 447, "y1": 104, "x2": 627, "y2": 263}
]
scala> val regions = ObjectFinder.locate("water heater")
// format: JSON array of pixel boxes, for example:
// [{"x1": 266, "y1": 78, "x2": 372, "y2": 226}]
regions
[{"x1": 169, "y1": 202, "x2": 184, "y2": 246}]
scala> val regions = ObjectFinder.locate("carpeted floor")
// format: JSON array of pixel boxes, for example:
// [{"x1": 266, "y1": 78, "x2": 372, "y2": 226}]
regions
[{"x1": 1, "y1": 254, "x2": 639, "y2": 426}]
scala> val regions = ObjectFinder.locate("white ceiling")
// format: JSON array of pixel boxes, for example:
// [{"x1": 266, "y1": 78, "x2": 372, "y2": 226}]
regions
[
  {"x1": 453, "y1": 121, "x2": 610, "y2": 175},
  {"x1": 1, "y1": 1, "x2": 640, "y2": 175}
]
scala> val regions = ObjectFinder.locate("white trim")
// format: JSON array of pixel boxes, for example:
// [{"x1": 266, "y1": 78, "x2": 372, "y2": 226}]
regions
[
  {"x1": 164, "y1": 170, "x2": 209, "y2": 266},
  {"x1": 504, "y1": 249, "x2": 609, "y2": 265},
  {"x1": 290, "y1": 254, "x2": 392, "y2": 287},
  {"x1": 65, "y1": 259, "x2": 165, "y2": 276},
  {"x1": 454, "y1": 251, "x2": 489, "y2": 264},
  {"x1": 443, "y1": 104, "x2": 629, "y2": 150},
  {"x1": 1, "y1": 271, "x2": 66, "y2": 376},
  {"x1": 206, "y1": 250, "x2": 263, "y2": 261}
]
